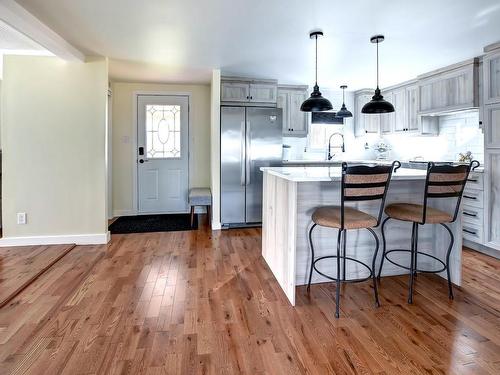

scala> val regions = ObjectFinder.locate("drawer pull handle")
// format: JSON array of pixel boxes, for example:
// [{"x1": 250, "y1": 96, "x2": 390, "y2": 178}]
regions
[
  {"x1": 463, "y1": 195, "x2": 477, "y2": 200},
  {"x1": 463, "y1": 229, "x2": 477, "y2": 235},
  {"x1": 467, "y1": 179, "x2": 478, "y2": 183},
  {"x1": 463, "y1": 211, "x2": 477, "y2": 217}
]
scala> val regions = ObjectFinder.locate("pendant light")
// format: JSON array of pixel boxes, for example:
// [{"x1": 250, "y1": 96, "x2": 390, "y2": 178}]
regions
[
  {"x1": 336, "y1": 85, "x2": 352, "y2": 118},
  {"x1": 300, "y1": 31, "x2": 333, "y2": 112},
  {"x1": 362, "y1": 35, "x2": 395, "y2": 114}
]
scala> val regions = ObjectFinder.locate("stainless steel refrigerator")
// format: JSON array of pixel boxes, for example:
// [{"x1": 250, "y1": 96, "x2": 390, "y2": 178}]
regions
[{"x1": 221, "y1": 106, "x2": 283, "y2": 227}]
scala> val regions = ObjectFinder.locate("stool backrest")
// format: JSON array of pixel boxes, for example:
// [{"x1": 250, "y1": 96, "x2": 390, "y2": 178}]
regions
[
  {"x1": 422, "y1": 160, "x2": 480, "y2": 223},
  {"x1": 341, "y1": 161, "x2": 400, "y2": 228}
]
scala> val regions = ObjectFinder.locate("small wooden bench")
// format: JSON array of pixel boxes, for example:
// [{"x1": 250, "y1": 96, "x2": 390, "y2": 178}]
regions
[{"x1": 189, "y1": 188, "x2": 212, "y2": 226}]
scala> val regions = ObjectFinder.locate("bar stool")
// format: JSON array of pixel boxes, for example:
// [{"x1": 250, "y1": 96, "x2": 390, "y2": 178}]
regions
[
  {"x1": 378, "y1": 160, "x2": 479, "y2": 304},
  {"x1": 307, "y1": 161, "x2": 400, "y2": 318}
]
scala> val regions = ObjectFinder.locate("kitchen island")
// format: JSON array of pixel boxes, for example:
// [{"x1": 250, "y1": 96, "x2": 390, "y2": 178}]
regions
[{"x1": 261, "y1": 166, "x2": 463, "y2": 305}]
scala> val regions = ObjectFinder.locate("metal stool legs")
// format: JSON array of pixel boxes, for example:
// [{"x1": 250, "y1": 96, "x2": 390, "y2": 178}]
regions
[
  {"x1": 307, "y1": 225, "x2": 380, "y2": 318},
  {"x1": 378, "y1": 217, "x2": 390, "y2": 279},
  {"x1": 379, "y1": 219, "x2": 455, "y2": 303},
  {"x1": 367, "y1": 228, "x2": 381, "y2": 307},
  {"x1": 441, "y1": 223, "x2": 455, "y2": 300}
]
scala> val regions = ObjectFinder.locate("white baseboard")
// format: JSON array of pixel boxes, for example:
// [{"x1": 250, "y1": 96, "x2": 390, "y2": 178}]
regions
[
  {"x1": 211, "y1": 221, "x2": 221, "y2": 230},
  {"x1": 0, "y1": 232, "x2": 110, "y2": 247},
  {"x1": 112, "y1": 209, "x2": 137, "y2": 217}
]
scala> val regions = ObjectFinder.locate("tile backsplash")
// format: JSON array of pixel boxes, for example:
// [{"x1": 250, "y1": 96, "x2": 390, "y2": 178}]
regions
[{"x1": 284, "y1": 108, "x2": 484, "y2": 163}]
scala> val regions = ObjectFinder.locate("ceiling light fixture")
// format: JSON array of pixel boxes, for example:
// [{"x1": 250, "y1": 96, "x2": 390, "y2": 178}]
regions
[
  {"x1": 336, "y1": 85, "x2": 352, "y2": 118},
  {"x1": 362, "y1": 35, "x2": 395, "y2": 114},
  {"x1": 300, "y1": 31, "x2": 333, "y2": 112}
]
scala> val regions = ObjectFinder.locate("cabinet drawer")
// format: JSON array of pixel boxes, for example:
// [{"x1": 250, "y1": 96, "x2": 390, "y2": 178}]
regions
[
  {"x1": 462, "y1": 222, "x2": 483, "y2": 244},
  {"x1": 465, "y1": 172, "x2": 484, "y2": 190},
  {"x1": 462, "y1": 205, "x2": 483, "y2": 226},
  {"x1": 462, "y1": 188, "x2": 483, "y2": 208}
]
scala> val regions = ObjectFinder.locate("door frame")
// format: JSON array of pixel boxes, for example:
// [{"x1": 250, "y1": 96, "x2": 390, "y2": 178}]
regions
[{"x1": 132, "y1": 91, "x2": 191, "y2": 214}]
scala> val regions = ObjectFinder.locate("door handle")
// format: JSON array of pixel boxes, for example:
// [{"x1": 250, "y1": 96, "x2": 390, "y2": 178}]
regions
[
  {"x1": 246, "y1": 121, "x2": 251, "y2": 185},
  {"x1": 139, "y1": 159, "x2": 149, "y2": 164},
  {"x1": 463, "y1": 211, "x2": 477, "y2": 217},
  {"x1": 240, "y1": 121, "x2": 245, "y2": 186},
  {"x1": 463, "y1": 228, "x2": 477, "y2": 235}
]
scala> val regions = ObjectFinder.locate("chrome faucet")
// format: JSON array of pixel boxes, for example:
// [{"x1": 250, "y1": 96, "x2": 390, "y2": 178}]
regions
[{"x1": 327, "y1": 132, "x2": 345, "y2": 160}]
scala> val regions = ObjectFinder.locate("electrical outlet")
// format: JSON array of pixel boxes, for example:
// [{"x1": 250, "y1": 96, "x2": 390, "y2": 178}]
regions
[{"x1": 17, "y1": 212, "x2": 27, "y2": 225}]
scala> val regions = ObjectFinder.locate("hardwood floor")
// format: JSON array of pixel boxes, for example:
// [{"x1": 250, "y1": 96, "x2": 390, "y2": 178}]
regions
[
  {"x1": 0, "y1": 244, "x2": 76, "y2": 308},
  {"x1": 0, "y1": 217, "x2": 499, "y2": 374}
]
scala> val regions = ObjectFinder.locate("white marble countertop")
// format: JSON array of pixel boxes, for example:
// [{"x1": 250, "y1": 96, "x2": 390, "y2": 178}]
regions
[
  {"x1": 281, "y1": 159, "x2": 484, "y2": 172},
  {"x1": 261, "y1": 166, "x2": 428, "y2": 182}
]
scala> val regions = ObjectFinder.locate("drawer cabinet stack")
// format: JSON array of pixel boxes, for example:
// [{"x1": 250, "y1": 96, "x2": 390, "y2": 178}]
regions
[{"x1": 462, "y1": 172, "x2": 484, "y2": 244}]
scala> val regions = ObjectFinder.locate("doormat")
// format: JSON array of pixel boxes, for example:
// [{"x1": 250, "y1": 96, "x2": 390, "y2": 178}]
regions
[{"x1": 109, "y1": 214, "x2": 198, "y2": 234}]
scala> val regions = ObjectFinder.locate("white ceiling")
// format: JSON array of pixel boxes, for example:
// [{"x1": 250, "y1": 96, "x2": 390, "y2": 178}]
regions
[{"x1": 13, "y1": 0, "x2": 500, "y2": 89}]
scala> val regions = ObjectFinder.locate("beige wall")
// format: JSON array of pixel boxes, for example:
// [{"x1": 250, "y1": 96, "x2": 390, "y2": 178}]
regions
[
  {"x1": 1, "y1": 56, "x2": 108, "y2": 239},
  {"x1": 111, "y1": 82, "x2": 211, "y2": 214}
]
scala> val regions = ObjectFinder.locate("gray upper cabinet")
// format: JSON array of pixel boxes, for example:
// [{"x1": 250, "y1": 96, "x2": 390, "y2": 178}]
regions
[
  {"x1": 484, "y1": 102, "x2": 500, "y2": 148},
  {"x1": 354, "y1": 90, "x2": 379, "y2": 136},
  {"x1": 418, "y1": 59, "x2": 479, "y2": 114},
  {"x1": 221, "y1": 81, "x2": 250, "y2": 102},
  {"x1": 249, "y1": 83, "x2": 277, "y2": 103},
  {"x1": 392, "y1": 88, "x2": 407, "y2": 132},
  {"x1": 406, "y1": 85, "x2": 420, "y2": 131},
  {"x1": 483, "y1": 51, "x2": 500, "y2": 105},
  {"x1": 221, "y1": 78, "x2": 277, "y2": 104},
  {"x1": 278, "y1": 86, "x2": 309, "y2": 136},
  {"x1": 380, "y1": 91, "x2": 393, "y2": 134}
]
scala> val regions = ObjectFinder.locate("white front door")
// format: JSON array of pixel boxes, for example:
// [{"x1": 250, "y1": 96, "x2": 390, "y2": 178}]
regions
[{"x1": 137, "y1": 95, "x2": 189, "y2": 213}]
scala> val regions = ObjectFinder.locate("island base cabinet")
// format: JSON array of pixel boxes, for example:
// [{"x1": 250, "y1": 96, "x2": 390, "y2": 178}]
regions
[{"x1": 261, "y1": 170, "x2": 463, "y2": 306}]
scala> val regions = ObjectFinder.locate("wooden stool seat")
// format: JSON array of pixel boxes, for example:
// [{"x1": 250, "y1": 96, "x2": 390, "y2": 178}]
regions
[
  {"x1": 188, "y1": 188, "x2": 212, "y2": 226},
  {"x1": 312, "y1": 206, "x2": 377, "y2": 229},
  {"x1": 385, "y1": 203, "x2": 453, "y2": 224}
]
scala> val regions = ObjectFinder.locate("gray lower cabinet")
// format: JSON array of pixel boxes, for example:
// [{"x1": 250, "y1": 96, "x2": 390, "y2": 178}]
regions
[
  {"x1": 278, "y1": 86, "x2": 309, "y2": 136},
  {"x1": 418, "y1": 59, "x2": 479, "y2": 114},
  {"x1": 483, "y1": 51, "x2": 500, "y2": 105},
  {"x1": 221, "y1": 79, "x2": 277, "y2": 104}
]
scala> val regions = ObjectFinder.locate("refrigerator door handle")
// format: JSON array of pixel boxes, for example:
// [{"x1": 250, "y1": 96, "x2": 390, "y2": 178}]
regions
[
  {"x1": 246, "y1": 120, "x2": 251, "y2": 185},
  {"x1": 240, "y1": 121, "x2": 245, "y2": 186}
]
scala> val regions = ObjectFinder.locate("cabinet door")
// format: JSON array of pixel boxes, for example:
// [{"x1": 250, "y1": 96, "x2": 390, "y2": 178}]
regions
[
  {"x1": 406, "y1": 85, "x2": 419, "y2": 131},
  {"x1": 277, "y1": 90, "x2": 291, "y2": 134},
  {"x1": 485, "y1": 150, "x2": 500, "y2": 248},
  {"x1": 484, "y1": 52, "x2": 500, "y2": 104},
  {"x1": 289, "y1": 91, "x2": 308, "y2": 135},
  {"x1": 380, "y1": 91, "x2": 393, "y2": 134},
  {"x1": 221, "y1": 82, "x2": 249, "y2": 102},
  {"x1": 355, "y1": 93, "x2": 379, "y2": 135},
  {"x1": 419, "y1": 65, "x2": 476, "y2": 113},
  {"x1": 249, "y1": 83, "x2": 277, "y2": 103},
  {"x1": 393, "y1": 88, "x2": 407, "y2": 132},
  {"x1": 484, "y1": 102, "x2": 500, "y2": 148}
]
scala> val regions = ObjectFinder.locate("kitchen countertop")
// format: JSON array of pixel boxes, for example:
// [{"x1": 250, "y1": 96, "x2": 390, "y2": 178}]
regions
[
  {"x1": 261, "y1": 166, "x2": 428, "y2": 182},
  {"x1": 281, "y1": 159, "x2": 484, "y2": 172}
]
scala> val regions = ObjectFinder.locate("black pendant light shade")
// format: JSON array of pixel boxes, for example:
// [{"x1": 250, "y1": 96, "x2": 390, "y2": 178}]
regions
[
  {"x1": 301, "y1": 31, "x2": 333, "y2": 112},
  {"x1": 362, "y1": 35, "x2": 394, "y2": 114},
  {"x1": 336, "y1": 85, "x2": 353, "y2": 118}
]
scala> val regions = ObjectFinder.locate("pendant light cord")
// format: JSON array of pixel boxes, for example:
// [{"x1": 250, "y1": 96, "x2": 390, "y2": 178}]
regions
[
  {"x1": 376, "y1": 40, "x2": 379, "y2": 89},
  {"x1": 315, "y1": 35, "x2": 318, "y2": 86}
]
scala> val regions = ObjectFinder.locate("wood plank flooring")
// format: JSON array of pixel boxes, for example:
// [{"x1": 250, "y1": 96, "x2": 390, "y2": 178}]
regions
[
  {"x1": 0, "y1": 244, "x2": 76, "y2": 307},
  {"x1": 0, "y1": 217, "x2": 499, "y2": 374}
]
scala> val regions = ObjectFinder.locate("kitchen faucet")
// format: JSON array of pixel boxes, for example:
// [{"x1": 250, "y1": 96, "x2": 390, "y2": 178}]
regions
[{"x1": 327, "y1": 132, "x2": 345, "y2": 160}]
